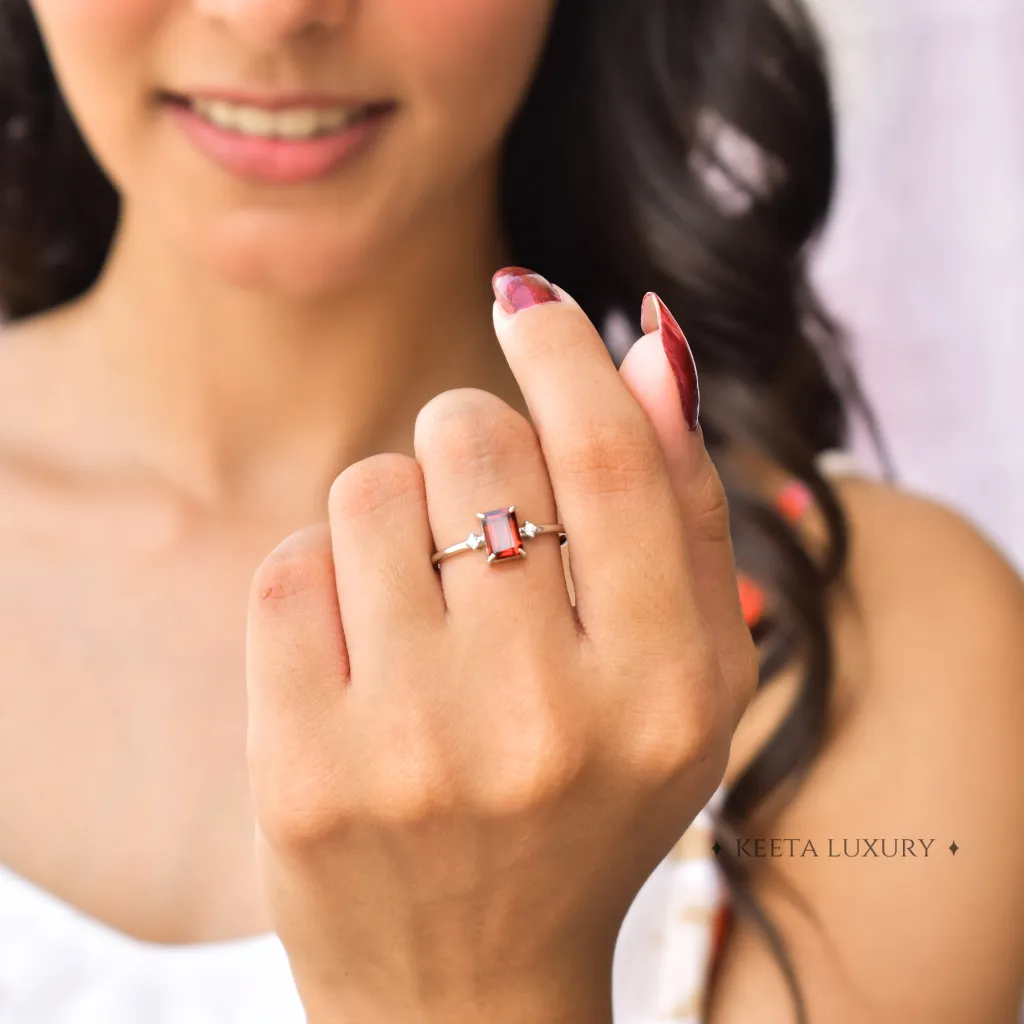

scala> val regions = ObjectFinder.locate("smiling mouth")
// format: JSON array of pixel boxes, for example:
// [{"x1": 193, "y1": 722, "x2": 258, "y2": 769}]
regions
[{"x1": 161, "y1": 93, "x2": 397, "y2": 141}]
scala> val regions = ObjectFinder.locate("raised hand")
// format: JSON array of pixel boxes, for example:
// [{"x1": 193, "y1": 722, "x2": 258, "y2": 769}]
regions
[{"x1": 245, "y1": 269, "x2": 758, "y2": 1024}]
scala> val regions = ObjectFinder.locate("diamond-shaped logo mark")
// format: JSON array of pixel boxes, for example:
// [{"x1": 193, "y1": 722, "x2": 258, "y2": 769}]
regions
[
  {"x1": 949, "y1": 841, "x2": 959, "y2": 856},
  {"x1": 712, "y1": 841, "x2": 721, "y2": 855}
]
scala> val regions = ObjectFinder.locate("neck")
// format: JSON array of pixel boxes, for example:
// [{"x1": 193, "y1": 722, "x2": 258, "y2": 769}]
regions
[{"x1": 65, "y1": 161, "x2": 523, "y2": 521}]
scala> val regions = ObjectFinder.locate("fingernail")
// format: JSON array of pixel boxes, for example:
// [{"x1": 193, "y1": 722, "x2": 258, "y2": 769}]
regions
[
  {"x1": 641, "y1": 292, "x2": 700, "y2": 431},
  {"x1": 492, "y1": 267, "x2": 561, "y2": 314}
]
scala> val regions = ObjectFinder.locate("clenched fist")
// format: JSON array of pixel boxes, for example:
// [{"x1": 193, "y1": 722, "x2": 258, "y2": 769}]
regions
[{"x1": 245, "y1": 271, "x2": 758, "y2": 1024}]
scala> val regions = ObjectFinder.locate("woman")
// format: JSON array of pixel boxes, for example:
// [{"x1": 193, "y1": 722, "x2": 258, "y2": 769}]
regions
[{"x1": 0, "y1": 0, "x2": 1022, "y2": 1022}]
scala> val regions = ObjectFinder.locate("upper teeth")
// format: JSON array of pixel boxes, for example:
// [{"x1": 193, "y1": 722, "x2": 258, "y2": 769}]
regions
[{"x1": 191, "y1": 99, "x2": 359, "y2": 139}]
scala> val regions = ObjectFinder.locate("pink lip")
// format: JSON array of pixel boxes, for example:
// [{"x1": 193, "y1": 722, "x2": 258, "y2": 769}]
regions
[{"x1": 165, "y1": 98, "x2": 396, "y2": 185}]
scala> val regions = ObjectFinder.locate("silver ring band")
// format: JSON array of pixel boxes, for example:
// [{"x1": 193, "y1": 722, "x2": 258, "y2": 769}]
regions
[{"x1": 431, "y1": 504, "x2": 567, "y2": 570}]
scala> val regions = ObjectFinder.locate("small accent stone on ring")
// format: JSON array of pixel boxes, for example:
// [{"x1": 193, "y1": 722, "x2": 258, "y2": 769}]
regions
[
  {"x1": 466, "y1": 532, "x2": 483, "y2": 550},
  {"x1": 522, "y1": 522, "x2": 539, "y2": 538}
]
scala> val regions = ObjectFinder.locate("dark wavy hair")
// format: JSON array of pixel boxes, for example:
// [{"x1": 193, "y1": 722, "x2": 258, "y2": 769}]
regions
[{"x1": 1, "y1": 0, "x2": 890, "y2": 1020}]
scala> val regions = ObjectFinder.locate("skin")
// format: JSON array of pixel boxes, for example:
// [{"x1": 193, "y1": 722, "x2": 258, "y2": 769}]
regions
[{"x1": 0, "y1": 1, "x2": 1022, "y2": 1021}]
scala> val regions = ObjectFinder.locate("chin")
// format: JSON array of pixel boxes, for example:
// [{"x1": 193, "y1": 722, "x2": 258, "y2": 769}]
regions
[
  {"x1": 197, "y1": 213, "x2": 378, "y2": 299},
  {"x1": 207, "y1": 243, "x2": 360, "y2": 298}
]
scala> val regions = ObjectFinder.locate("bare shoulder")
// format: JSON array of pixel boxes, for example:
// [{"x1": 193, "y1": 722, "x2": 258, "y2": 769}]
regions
[
  {"x1": 835, "y1": 474, "x2": 1024, "y2": 669},
  {"x1": 710, "y1": 476, "x2": 1024, "y2": 1023}
]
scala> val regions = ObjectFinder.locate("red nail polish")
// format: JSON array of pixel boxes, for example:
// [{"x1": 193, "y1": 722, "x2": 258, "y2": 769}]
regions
[
  {"x1": 641, "y1": 291, "x2": 700, "y2": 431},
  {"x1": 492, "y1": 267, "x2": 560, "y2": 314}
]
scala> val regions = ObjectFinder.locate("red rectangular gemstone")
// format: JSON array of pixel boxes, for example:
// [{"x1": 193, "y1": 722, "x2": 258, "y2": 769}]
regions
[{"x1": 481, "y1": 507, "x2": 522, "y2": 560}]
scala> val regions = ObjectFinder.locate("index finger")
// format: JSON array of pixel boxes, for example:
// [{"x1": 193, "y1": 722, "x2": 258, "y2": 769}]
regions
[{"x1": 491, "y1": 267, "x2": 699, "y2": 651}]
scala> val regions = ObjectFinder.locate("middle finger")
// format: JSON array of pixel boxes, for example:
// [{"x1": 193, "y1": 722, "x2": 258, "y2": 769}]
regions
[{"x1": 490, "y1": 268, "x2": 699, "y2": 653}]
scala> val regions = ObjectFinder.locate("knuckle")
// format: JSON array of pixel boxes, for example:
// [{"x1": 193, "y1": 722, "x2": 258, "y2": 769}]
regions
[
  {"x1": 623, "y1": 647, "x2": 726, "y2": 782},
  {"x1": 688, "y1": 458, "x2": 732, "y2": 546},
  {"x1": 253, "y1": 761, "x2": 345, "y2": 848},
  {"x1": 477, "y1": 706, "x2": 589, "y2": 815},
  {"x1": 329, "y1": 453, "x2": 422, "y2": 522},
  {"x1": 478, "y1": 750, "x2": 583, "y2": 817},
  {"x1": 562, "y1": 413, "x2": 661, "y2": 496},
  {"x1": 727, "y1": 629, "x2": 761, "y2": 720},
  {"x1": 415, "y1": 389, "x2": 535, "y2": 475},
  {"x1": 252, "y1": 525, "x2": 335, "y2": 605},
  {"x1": 361, "y1": 704, "x2": 461, "y2": 826},
  {"x1": 371, "y1": 761, "x2": 460, "y2": 827},
  {"x1": 261, "y1": 800, "x2": 340, "y2": 849}
]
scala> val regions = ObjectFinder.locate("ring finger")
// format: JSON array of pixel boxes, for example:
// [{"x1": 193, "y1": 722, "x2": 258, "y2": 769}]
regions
[{"x1": 414, "y1": 387, "x2": 579, "y2": 638}]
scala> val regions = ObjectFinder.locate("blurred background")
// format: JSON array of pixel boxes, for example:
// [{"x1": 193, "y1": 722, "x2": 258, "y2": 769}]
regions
[{"x1": 808, "y1": 0, "x2": 1023, "y2": 570}]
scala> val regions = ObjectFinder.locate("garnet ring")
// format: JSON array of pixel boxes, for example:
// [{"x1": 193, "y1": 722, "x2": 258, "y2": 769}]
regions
[{"x1": 431, "y1": 505, "x2": 567, "y2": 571}]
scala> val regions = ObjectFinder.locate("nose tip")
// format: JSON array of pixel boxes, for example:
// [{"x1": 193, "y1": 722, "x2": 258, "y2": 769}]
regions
[{"x1": 195, "y1": 0, "x2": 350, "y2": 48}]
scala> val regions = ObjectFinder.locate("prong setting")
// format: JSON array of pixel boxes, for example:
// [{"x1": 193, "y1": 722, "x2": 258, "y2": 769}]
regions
[{"x1": 432, "y1": 506, "x2": 564, "y2": 569}]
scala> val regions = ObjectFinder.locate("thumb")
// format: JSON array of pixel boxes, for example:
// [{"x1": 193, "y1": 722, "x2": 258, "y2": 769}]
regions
[{"x1": 618, "y1": 293, "x2": 757, "y2": 718}]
